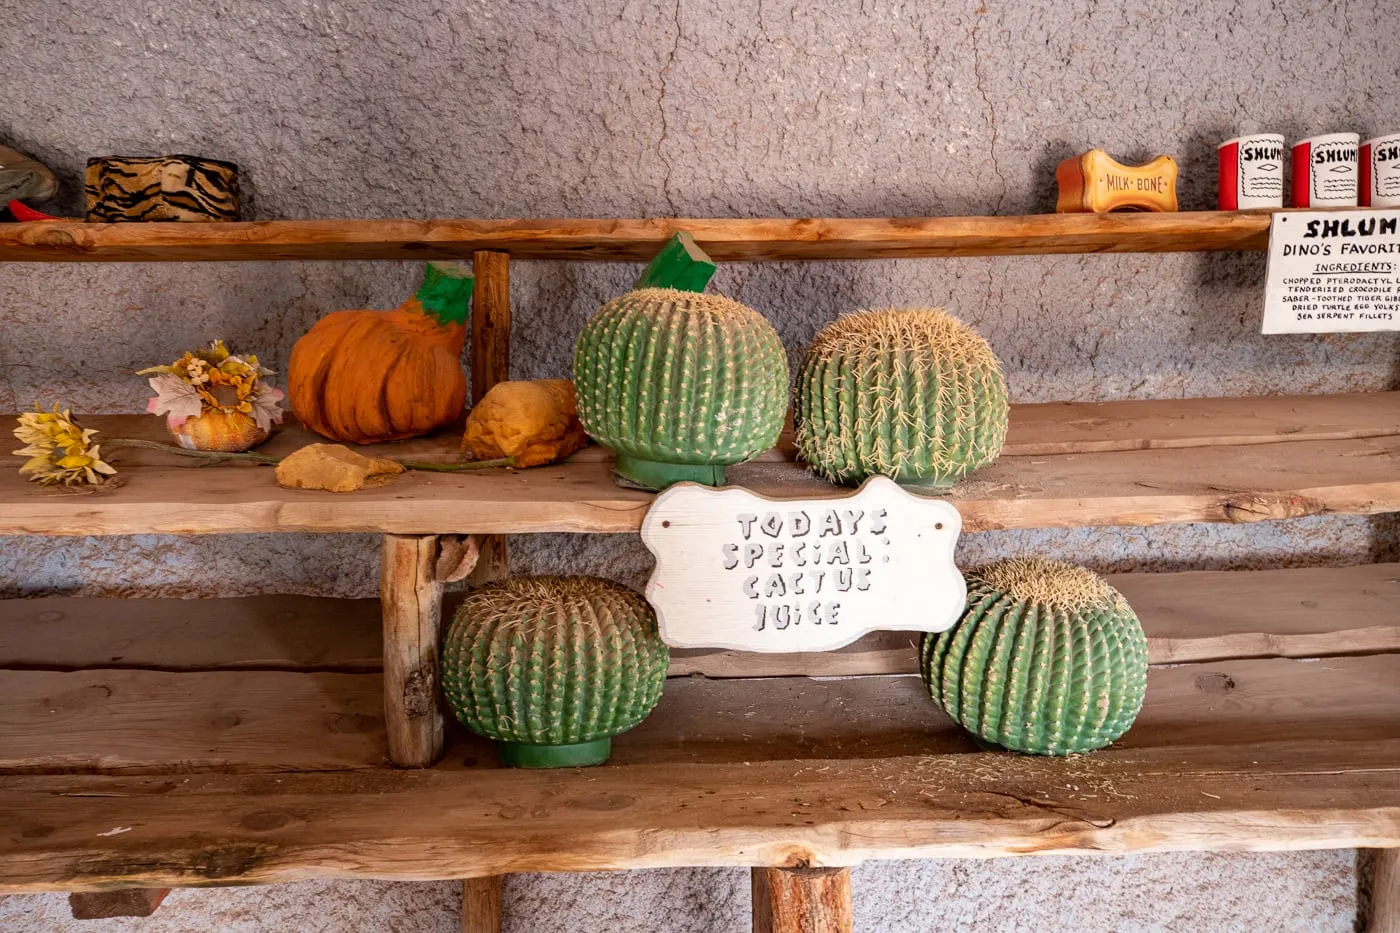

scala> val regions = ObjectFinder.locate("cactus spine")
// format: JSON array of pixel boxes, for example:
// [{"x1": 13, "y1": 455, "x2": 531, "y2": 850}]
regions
[
  {"x1": 794, "y1": 308, "x2": 1008, "y2": 489},
  {"x1": 573, "y1": 288, "x2": 788, "y2": 490},
  {"x1": 440, "y1": 576, "x2": 670, "y2": 768},
  {"x1": 920, "y1": 558, "x2": 1149, "y2": 755}
]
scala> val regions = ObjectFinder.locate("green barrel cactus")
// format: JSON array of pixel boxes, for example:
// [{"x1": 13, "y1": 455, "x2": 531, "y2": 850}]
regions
[
  {"x1": 573, "y1": 287, "x2": 788, "y2": 490},
  {"x1": 441, "y1": 576, "x2": 670, "y2": 768},
  {"x1": 920, "y1": 557, "x2": 1149, "y2": 756},
  {"x1": 794, "y1": 308, "x2": 1009, "y2": 490}
]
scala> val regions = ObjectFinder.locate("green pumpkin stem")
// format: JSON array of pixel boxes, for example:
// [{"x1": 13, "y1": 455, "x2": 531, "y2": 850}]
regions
[{"x1": 415, "y1": 262, "x2": 475, "y2": 326}]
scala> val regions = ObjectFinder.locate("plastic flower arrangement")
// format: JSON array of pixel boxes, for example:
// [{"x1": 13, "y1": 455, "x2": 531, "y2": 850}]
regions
[
  {"x1": 138, "y1": 340, "x2": 284, "y2": 451},
  {"x1": 12, "y1": 405, "x2": 117, "y2": 486}
]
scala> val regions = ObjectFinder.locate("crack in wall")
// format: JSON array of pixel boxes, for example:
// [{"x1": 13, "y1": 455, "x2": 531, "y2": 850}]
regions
[
  {"x1": 970, "y1": 3, "x2": 1008, "y2": 214},
  {"x1": 655, "y1": 0, "x2": 683, "y2": 216}
]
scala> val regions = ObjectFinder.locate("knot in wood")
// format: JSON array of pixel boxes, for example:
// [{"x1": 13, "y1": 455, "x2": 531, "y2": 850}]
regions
[
  {"x1": 401, "y1": 669, "x2": 435, "y2": 718},
  {"x1": 1223, "y1": 493, "x2": 1323, "y2": 523}
]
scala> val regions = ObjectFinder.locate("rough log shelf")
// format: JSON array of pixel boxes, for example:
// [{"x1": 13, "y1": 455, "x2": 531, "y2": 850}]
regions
[
  {"x1": 0, "y1": 211, "x2": 1271, "y2": 262},
  {"x1": 0, "y1": 215, "x2": 1396, "y2": 933}
]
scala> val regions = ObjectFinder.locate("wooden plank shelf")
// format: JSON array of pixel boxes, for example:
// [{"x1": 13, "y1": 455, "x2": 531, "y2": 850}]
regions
[
  {"x1": 0, "y1": 212, "x2": 1274, "y2": 263},
  {"x1": 0, "y1": 393, "x2": 1396, "y2": 537},
  {"x1": 672, "y1": 563, "x2": 1400, "y2": 677},
  {"x1": 1, "y1": 564, "x2": 1397, "y2": 890},
  {"x1": 6, "y1": 734, "x2": 1399, "y2": 891},
  {"x1": 0, "y1": 670, "x2": 386, "y2": 775},
  {"x1": 7, "y1": 564, "x2": 1396, "y2": 678}
]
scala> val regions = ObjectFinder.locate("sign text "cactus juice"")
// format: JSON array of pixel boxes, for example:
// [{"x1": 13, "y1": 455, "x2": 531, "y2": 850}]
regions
[{"x1": 724, "y1": 506, "x2": 886, "y2": 631}]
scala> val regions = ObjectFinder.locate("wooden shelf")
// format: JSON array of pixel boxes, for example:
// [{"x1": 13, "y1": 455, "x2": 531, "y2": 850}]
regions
[
  {"x1": 0, "y1": 212, "x2": 1273, "y2": 263},
  {"x1": 2, "y1": 564, "x2": 1397, "y2": 890},
  {"x1": 1, "y1": 392, "x2": 1395, "y2": 536}
]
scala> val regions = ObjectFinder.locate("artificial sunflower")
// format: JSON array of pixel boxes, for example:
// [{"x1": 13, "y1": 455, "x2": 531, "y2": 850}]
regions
[{"x1": 12, "y1": 404, "x2": 117, "y2": 486}]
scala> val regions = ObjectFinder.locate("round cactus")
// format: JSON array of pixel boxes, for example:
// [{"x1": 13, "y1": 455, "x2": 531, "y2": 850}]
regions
[
  {"x1": 794, "y1": 308, "x2": 1009, "y2": 489},
  {"x1": 920, "y1": 557, "x2": 1149, "y2": 755},
  {"x1": 441, "y1": 576, "x2": 670, "y2": 768},
  {"x1": 573, "y1": 287, "x2": 788, "y2": 490}
]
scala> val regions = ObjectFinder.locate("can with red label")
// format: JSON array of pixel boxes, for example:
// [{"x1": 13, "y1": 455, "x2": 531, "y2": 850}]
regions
[
  {"x1": 1290, "y1": 133, "x2": 1359, "y2": 207},
  {"x1": 1360, "y1": 132, "x2": 1400, "y2": 207},
  {"x1": 1218, "y1": 134, "x2": 1284, "y2": 209}
]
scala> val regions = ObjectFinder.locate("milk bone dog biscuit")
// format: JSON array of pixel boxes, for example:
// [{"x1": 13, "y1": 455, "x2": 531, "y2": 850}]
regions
[{"x1": 1055, "y1": 149, "x2": 1179, "y2": 213}]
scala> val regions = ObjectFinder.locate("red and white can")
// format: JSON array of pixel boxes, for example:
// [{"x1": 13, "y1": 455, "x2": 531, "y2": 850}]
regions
[
  {"x1": 1360, "y1": 132, "x2": 1400, "y2": 207},
  {"x1": 1218, "y1": 133, "x2": 1284, "y2": 209},
  {"x1": 1291, "y1": 132, "x2": 1359, "y2": 207}
]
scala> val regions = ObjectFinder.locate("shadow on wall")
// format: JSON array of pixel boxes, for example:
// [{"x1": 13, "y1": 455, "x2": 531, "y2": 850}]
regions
[{"x1": 1371, "y1": 515, "x2": 1400, "y2": 564}]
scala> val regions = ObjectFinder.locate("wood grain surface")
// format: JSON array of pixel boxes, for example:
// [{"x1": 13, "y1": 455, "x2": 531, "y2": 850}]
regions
[
  {"x1": 1371, "y1": 848, "x2": 1400, "y2": 933},
  {"x1": 460, "y1": 876, "x2": 503, "y2": 933},
  {"x1": 1, "y1": 634, "x2": 1398, "y2": 886},
  {"x1": 380, "y1": 535, "x2": 445, "y2": 768},
  {"x1": 0, "y1": 595, "x2": 383, "y2": 671},
  {"x1": 0, "y1": 669, "x2": 385, "y2": 774},
  {"x1": 4, "y1": 736, "x2": 1399, "y2": 891},
  {"x1": 0, "y1": 212, "x2": 1273, "y2": 262},
  {"x1": 669, "y1": 563, "x2": 1400, "y2": 677},
  {"x1": 68, "y1": 889, "x2": 170, "y2": 919},
  {"x1": 466, "y1": 249, "x2": 512, "y2": 590},
  {"x1": 2, "y1": 650, "x2": 1397, "y2": 788},
  {"x1": 0, "y1": 394, "x2": 1395, "y2": 536},
  {"x1": 3, "y1": 564, "x2": 1395, "y2": 676},
  {"x1": 753, "y1": 867, "x2": 852, "y2": 933}
]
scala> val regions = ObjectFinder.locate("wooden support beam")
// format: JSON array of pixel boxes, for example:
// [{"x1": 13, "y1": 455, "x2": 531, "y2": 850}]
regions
[
  {"x1": 470, "y1": 250, "x2": 511, "y2": 406},
  {"x1": 461, "y1": 876, "x2": 503, "y2": 933},
  {"x1": 1369, "y1": 849, "x2": 1400, "y2": 933},
  {"x1": 380, "y1": 534, "x2": 445, "y2": 768},
  {"x1": 68, "y1": 888, "x2": 171, "y2": 919},
  {"x1": 467, "y1": 249, "x2": 512, "y2": 590},
  {"x1": 458, "y1": 240, "x2": 514, "y2": 933},
  {"x1": 753, "y1": 867, "x2": 853, "y2": 933}
]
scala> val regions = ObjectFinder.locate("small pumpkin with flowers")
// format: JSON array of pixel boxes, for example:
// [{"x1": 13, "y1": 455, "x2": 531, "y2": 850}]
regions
[{"x1": 139, "y1": 340, "x2": 284, "y2": 452}]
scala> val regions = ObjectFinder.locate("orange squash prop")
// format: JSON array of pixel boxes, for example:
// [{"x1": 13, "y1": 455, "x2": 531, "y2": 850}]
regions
[{"x1": 288, "y1": 262, "x2": 474, "y2": 444}]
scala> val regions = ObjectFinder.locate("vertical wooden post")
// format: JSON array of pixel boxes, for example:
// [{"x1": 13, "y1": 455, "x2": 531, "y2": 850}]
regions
[
  {"x1": 1369, "y1": 849, "x2": 1400, "y2": 933},
  {"x1": 468, "y1": 250, "x2": 511, "y2": 588},
  {"x1": 753, "y1": 867, "x2": 853, "y2": 933},
  {"x1": 380, "y1": 534, "x2": 445, "y2": 768},
  {"x1": 471, "y1": 250, "x2": 512, "y2": 405},
  {"x1": 461, "y1": 876, "x2": 503, "y2": 933},
  {"x1": 459, "y1": 251, "x2": 513, "y2": 932}
]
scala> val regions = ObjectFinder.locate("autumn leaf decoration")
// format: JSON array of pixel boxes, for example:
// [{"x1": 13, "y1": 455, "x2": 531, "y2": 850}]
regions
[{"x1": 138, "y1": 339, "x2": 285, "y2": 434}]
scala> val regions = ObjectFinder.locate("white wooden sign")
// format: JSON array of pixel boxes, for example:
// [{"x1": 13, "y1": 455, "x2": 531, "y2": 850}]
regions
[
  {"x1": 640, "y1": 476, "x2": 966, "y2": 653},
  {"x1": 1262, "y1": 209, "x2": 1400, "y2": 333}
]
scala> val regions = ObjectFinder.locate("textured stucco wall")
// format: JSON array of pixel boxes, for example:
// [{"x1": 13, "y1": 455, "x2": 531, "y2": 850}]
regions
[{"x1": 1, "y1": 0, "x2": 1398, "y2": 929}]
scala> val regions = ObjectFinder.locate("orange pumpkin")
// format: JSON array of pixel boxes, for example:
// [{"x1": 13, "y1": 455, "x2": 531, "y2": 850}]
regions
[
  {"x1": 173, "y1": 409, "x2": 267, "y2": 452},
  {"x1": 288, "y1": 262, "x2": 474, "y2": 444}
]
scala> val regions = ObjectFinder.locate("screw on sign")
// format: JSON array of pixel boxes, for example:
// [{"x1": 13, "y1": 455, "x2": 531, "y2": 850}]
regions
[{"x1": 640, "y1": 476, "x2": 966, "y2": 653}]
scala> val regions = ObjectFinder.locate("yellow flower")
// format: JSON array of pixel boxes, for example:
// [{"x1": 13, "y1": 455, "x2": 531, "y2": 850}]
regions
[{"x1": 11, "y1": 405, "x2": 118, "y2": 486}]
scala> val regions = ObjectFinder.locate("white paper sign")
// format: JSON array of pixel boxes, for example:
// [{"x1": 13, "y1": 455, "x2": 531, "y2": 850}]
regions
[
  {"x1": 640, "y1": 475, "x2": 965, "y2": 653},
  {"x1": 1262, "y1": 210, "x2": 1400, "y2": 333}
]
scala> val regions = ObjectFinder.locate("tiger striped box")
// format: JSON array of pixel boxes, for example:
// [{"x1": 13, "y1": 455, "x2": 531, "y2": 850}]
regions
[{"x1": 85, "y1": 155, "x2": 241, "y2": 223}]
